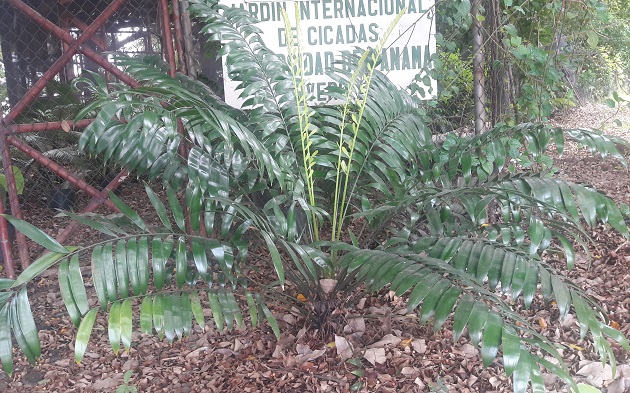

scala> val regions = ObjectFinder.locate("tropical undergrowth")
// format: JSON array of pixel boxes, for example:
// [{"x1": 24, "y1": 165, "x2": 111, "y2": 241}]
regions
[{"x1": 0, "y1": 1, "x2": 629, "y2": 392}]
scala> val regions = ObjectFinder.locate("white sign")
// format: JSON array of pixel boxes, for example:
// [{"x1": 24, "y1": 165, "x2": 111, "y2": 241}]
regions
[{"x1": 220, "y1": 0, "x2": 436, "y2": 106}]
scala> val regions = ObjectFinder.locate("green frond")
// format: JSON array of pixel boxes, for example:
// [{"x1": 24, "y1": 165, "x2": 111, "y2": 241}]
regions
[
  {"x1": 189, "y1": 0, "x2": 303, "y2": 165},
  {"x1": 427, "y1": 123, "x2": 627, "y2": 183},
  {"x1": 339, "y1": 247, "x2": 626, "y2": 393},
  {"x1": 77, "y1": 54, "x2": 287, "y2": 192}
]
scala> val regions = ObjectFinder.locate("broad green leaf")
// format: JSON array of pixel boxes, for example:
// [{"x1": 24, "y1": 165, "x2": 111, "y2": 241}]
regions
[
  {"x1": 246, "y1": 292, "x2": 258, "y2": 328},
  {"x1": 551, "y1": 275, "x2": 571, "y2": 319},
  {"x1": 59, "y1": 258, "x2": 81, "y2": 326},
  {"x1": 60, "y1": 211, "x2": 117, "y2": 237},
  {"x1": 407, "y1": 273, "x2": 441, "y2": 311},
  {"x1": 14, "y1": 288, "x2": 41, "y2": 362},
  {"x1": 0, "y1": 279, "x2": 14, "y2": 290},
  {"x1": 127, "y1": 239, "x2": 140, "y2": 295},
  {"x1": 171, "y1": 294, "x2": 183, "y2": 339},
  {"x1": 208, "y1": 291, "x2": 224, "y2": 331},
  {"x1": 475, "y1": 244, "x2": 495, "y2": 282},
  {"x1": 120, "y1": 299, "x2": 133, "y2": 351},
  {"x1": 0, "y1": 302, "x2": 13, "y2": 375},
  {"x1": 92, "y1": 246, "x2": 108, "y2": 309},
  {"x1": 521, "y1": 265, "x2": 538, "y2": 309},
  {"x1": 192, "y1": 240, "x2": 209, "y2": 279},
  {"x1": 261, "y1": 301, "x2": 280, "y2": 339},
  {"x1": 176, "y1": 237, "x2": 187, "y2": 288},
  {"x1": 167, "y1": 187, "x2": 186, "y2": 232},
  {"x1": 181, "y1": 293, "x2": 193, "y2": 337},
  {"x1": 585, "y1": 30, "x2": 599, "y2": 48},
  {"x1": 556, "y1": 233, "x2": 575, "y2": 270},
  {"x1": 189, "y1": 293, "x2": 205, "y2": 331},
  {"x1": 452, "y1": 295, "x2": 475, "y2": 341},
  {"x1": 2, "y1": 215, "x2": 69, "y2": 254},
  {"x1": 574, "y1": 384, "x2": 602, "y2": 393},
  {"x1": 144, "y1": 182, "x2": 173, "y2": 231},
  {"x1": 502, "y1": 326, "x2": 520, "y2": 376},
  {"x1": 140, "y1": 297, "x2": 153, "y2": 334},
  {"x1": 102, "y1": 243, "x2": 118, "y2": 303},
  {"x1": 510, "y1": 256, "x2": 527, "y2": 299},
  {"x1": 75, "y1": 308, "x2": 99, "y2": 364},
  {"x1": 500, "y1": 252, "x2": 516, "y2": 292},
  {"x1": 481, "y1": 313, "x2": 502, "y2": 367},
  {"x1": 530, "y1": 360, "x2": 546, "y2": 393},
  {"x1": 528, "y1": 217, "x2": 544, "y2": 255},
  {"x1": 162, "y1": 295, "x2": 175, "y2": 342},
  {"x1": 260, "y1": 231, "x2": 284, "y2": 287},
  {"x1": 432, "y1": 286, "x2": 461, "y2": 331},
  {"x1": 12, "y1": 250, "x2": 73, "y2": 288},
  {"x1": 116, "y1": 240, "x2": 130, "y2": 298},
  {"x1": 152, "y1": 295, "x2": 165, "y2": 339},
  {"x1": 468, "y1": 301, "x2": 488, "y2": 346},
  {"x1": 137, "y1": 237, "x2": 150, "y2": 294},
  {"x1": 107, "y1": 193, "x2": 149, "y2": 231},
  {"x1": 512, "y1": 349, "x2": 531, "y2": 393},
  {"x1": 68, "y1": 255, "x2": 90, "y2": 315},
  {"x1": 152, "y1": 237, "x2": 172, "y2": 290},
  {"x1": 108, "y1": 301, "x2": 122, "y2": 355},
  {"x1": 419, "y1": 279, "x2": 451, "y2": 324},
  {"x1": 571, "y1": 292, "x2": 594, "y2": 339}
]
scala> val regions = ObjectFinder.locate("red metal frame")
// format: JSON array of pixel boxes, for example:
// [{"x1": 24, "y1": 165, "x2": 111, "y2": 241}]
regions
[{"x1": 0, "y1": 0, "x2": 181, "y2": 278}]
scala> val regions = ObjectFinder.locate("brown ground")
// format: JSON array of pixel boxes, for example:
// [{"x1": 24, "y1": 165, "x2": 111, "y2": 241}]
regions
[{"x1": 1, "y1": 103, "x2": 630, "y2": 393}]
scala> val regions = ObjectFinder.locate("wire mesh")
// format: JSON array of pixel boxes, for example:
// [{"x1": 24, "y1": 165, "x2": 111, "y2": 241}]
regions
[{"x1": 0, "y1": 0, "x2": 167, "y2": 273}]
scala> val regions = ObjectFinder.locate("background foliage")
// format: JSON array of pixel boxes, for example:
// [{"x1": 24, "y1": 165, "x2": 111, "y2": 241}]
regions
[{"x1": 415, "y1": 0, "x2": 630, "y2": 130}]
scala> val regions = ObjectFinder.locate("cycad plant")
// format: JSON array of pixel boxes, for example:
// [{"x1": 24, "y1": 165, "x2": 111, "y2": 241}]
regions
[{"x1": 0, "y1": 1, "x2": 628, "y2": 392}]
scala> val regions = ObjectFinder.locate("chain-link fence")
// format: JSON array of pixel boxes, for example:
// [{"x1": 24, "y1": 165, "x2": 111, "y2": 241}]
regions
[{"x1": 0, "y1": 0, "x2": 172, "y2": 276}]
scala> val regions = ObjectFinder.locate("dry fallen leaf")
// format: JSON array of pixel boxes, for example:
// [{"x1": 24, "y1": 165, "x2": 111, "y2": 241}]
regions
[
  {"x1": 411, "y1": 338, "x2": 427, "y2": 354},
  {"x1": 539, "y1": 318, "x2": 548, "y2": 329},
  {"x1": 608, "y1": 377, "x2": 630, "y2": 393},
  {"x1": 363, "y1": 348, "x2": 386, "y2": 366},
  {"x1": 295, "y1": 343, "x2": 326, "y2": 364},
  {"x1": 400, "y1": 338, "x2": 413, "y2": 347},
  {"x1": 368, "y1": 333, "x2": 401, "y2": 348},
  {"x1": 319, "y1": 279, "x2": 337, "y2": 294},
  {"x1": 335, "y1": 335, "x2": 353, "y2": 361},
  {"x1": 577, "y1": 361, "x2": 613, "y2": 384}
]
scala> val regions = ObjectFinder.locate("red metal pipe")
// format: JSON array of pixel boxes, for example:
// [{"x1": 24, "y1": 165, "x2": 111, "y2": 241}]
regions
[
  {"x1": 52, "y1": 169, "x2": 128, "y2": 246},
  {"x1": 10, "y1": 119, "x2": 94, "y2": 134},
  {"x1": 171, "y1": 0, "x2": 187, "y2": 74},
  {"x1": 3, "y1": 0, "x2": 130, "y2": 124},
  {"x1": 160, "y1": 0, "x2": 177, "y2": 77},
  {"x1": 1, "y1": 136, "x2": 30, "y2": 269},
  {"x1": 67, "y1": 15, "x2": 108, "y2": 50},
  {"x1": 0, "y1": 199, "x2": 15, "y2": 278},
  {"x1": 7, "y1": 136, "x2": 117, "y2": 211},
  {"x1": 0, "y1": 122, "x2": 16, "y2": 278}
]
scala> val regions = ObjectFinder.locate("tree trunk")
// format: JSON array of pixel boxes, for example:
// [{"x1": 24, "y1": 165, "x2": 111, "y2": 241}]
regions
[{"x1": 471, "y1": 0, "x2": 486, "y2": 134}]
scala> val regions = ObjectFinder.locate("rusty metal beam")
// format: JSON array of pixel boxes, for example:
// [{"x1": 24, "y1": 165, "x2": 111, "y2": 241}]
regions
[
  {"x1": 172, "y1": 0, "x2": 187, "y2": 74},
  {"x1": 160, "y1": 0, "x2": 177, "y2": 77},
  {"x1": 66, "y1": 14, "x2": 108, "y2": 51},
  {"x1": 10, "y1": 119, "x2": 94, "y2": 134},
  {"x1": 0, "y1": 119, "x2": 16, "y2": 277},
  {"x1": 0, "y1": 122, "x2": 30, "y2": 273},
  {"x1": 7, "y1": 136, "x2": 117, "y2": 211},
  {"x1": 52, "y1": 169, "x2": 128, "y2": 246},
  {"x1": 3, "y1": 0, "x2": 130, "y2": 124}
]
